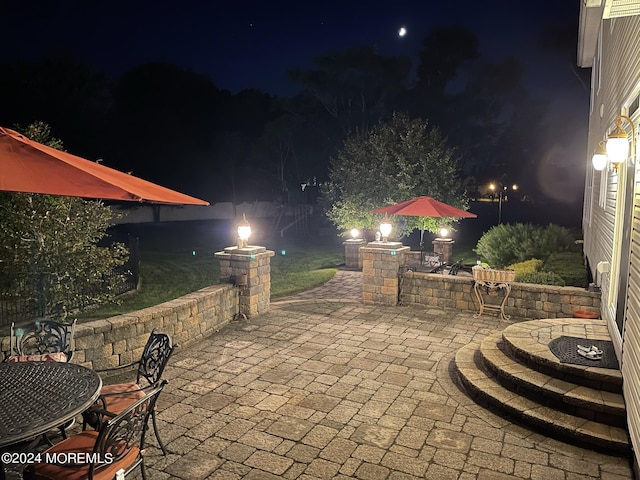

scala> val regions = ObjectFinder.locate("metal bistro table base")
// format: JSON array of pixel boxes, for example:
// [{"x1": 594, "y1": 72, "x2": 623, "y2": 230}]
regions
[
  {"x1": 0, "y1": 362, "x2": 102, "y2": 480},
  {"x1": 473, "y1": 280, "x2": 512, "y2": 321}
]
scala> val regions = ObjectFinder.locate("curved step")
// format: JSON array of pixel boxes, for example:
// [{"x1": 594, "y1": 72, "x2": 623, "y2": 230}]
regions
[
  {"x1": 455, "y1": 341, "x2": 630, "y2": 454},
  {"x1": 480, "y1": 332, "x2": 626, "y2": 427},
  {"x1": 501, "y1": 319, "x2": 622, "y2": 393}
]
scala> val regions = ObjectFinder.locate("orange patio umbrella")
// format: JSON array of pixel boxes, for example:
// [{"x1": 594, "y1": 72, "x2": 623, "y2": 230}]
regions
[
  {"x1": 0, "y1": 127, "x2": 209, "y2": 205},
  {"x1": 372, "y1": 196, "x2": 477, "y2": 247}
]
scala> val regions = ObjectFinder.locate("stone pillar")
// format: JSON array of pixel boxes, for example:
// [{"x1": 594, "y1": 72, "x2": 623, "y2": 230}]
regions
[
  {"x1": 215, "y1": 246, "x2": 275, "y2": 318},
  {"x1": 433, "y1": 238, "x2": 455, "y2": 264},
  {"x1": 362, "y1": 242, "x2": 410, "y2": 305},
  {"x1": 343, "y1": 238, "x2": 366, "y2": 270}
]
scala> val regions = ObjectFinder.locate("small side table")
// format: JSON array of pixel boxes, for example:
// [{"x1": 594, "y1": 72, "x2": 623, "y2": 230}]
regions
[{"x1": 472, "y1": 267, "x2": 515, "y2": 321}]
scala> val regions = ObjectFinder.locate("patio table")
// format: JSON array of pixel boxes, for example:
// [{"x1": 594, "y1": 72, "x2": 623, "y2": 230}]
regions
[{"x1": 0, "y1": 361, "x2": 102, "y2": 478}]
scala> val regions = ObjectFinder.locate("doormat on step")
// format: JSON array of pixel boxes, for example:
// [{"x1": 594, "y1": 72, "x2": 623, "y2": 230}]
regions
[{"x1": 548, "y1": 336, "x2": 619, "y2": 370}]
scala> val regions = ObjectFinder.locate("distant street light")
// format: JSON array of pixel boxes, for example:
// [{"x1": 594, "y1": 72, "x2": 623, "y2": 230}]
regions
[{"x1": 489, "y1": 182, "x2": 518, "y2": 224}]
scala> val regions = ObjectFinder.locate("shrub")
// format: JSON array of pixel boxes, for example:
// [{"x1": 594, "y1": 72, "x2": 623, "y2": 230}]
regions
[
  {"x1": 517, "y1": 271, "x2": 566, "y2": 286},
  {"x1": 543, "y1": 252, "x2": 587, "y2": 288},
  {"x1": 507, "y1": 259, "x2": 543, "y2": 280},
  {"x1": 0, "y1": 123, "x2": 129, "y2": 319},
  {"x1": 474, "y1": 223, "x2": 576, "y2": 266}
]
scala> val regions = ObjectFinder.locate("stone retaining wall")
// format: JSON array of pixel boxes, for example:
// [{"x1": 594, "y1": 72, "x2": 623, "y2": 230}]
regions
[
  {"x1": 400, "y1": 271, "x2": 601, "y2": 318},
  {"x1": 1, "y1": 284, "x2": 237, "y2": 369}
]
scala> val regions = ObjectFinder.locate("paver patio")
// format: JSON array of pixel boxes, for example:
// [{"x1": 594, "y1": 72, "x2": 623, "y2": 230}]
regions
[
  {"x1": 4, "y1": 270, "x2": 632, "y2": 479},
  {"x1": 139, "y1": 270, "x2": 633, "y2": 479}
]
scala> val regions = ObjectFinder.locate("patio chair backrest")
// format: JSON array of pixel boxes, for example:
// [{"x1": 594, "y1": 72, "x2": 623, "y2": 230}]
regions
[
  {"x1": 137, "y1": 329, "x2": 175, "y2": 386},
  {"x1": 421, "y1": 252, "x2": 444, "y2": 273},
  {"x1": 89, "y1": 381, "x2": 166, "y2": 479},
  {"x1": 10, "y1": 319, "x2": 77, "y2": 361}
]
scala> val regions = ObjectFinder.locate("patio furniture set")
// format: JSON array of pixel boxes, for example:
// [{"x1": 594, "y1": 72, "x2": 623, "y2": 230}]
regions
[{"x1": 0, "y1": 320, "x2": 177, "y2": 480}]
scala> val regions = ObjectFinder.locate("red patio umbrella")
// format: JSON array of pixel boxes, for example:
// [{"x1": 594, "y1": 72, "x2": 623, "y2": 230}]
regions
[
  {"x1": 0, "y1": 127, "x2": 209, "y2": 205},
  {"x1": 372, "y1": 196, "x2": 476, "y2": 247}
]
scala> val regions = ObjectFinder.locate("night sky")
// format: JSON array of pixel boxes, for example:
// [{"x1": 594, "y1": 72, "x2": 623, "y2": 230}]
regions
[
  {"x1": 1, "y1": 1, "x2": 588, "y2": 209},
  {"x1": 2, "y1": 1, "x2": 582, "y2": 99}
]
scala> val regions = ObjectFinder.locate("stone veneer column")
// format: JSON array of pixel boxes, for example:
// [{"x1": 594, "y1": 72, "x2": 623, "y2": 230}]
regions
[
  {"x1": 361, "y1": 241, "x2": 410, "y2": 305},
  {"x1": 433, "y1": 238, "x2": 455, "y2": 264},
  {"x1": 215, "y1": 246, "x2": 275, "y2": 318},
  {"x1": 343, "y1": 238, "x2": 366, "y2": 270}
]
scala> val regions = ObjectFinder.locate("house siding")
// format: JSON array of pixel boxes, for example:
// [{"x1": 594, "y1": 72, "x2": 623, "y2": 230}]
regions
[{"x1": 581, "y1": 8, "x2": 640, "y2": 468}]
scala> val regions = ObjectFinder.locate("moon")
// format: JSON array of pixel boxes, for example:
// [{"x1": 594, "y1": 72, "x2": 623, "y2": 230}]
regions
[{"x1": 398, "y1": 27, "x2": 407, "y2": 37}]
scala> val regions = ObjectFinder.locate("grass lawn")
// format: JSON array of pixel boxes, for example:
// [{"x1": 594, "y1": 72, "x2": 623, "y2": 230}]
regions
[
  {"x1": 269, "y1": 238, "x2": 343, "y2": 298},
  {"x1": 79, "y1": 222, "x2": 344, "y2": 319},
  {"x1": 59, "y1": 218, "x2": 586, "y2": 322},
  {"x1": 79, "y1": 219, "x2": 485, "y2": 320}
]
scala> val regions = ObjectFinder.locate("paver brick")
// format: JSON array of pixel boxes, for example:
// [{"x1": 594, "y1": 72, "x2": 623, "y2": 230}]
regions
[
  {"x1": 304, "y1": 458, "x2": 341, "y2": 479},
  {"x1": 266, "y1": 416, "x2": 314, "y2": 441},
  {"x1": 355, "y1": 462, "x2": 391, "y2": 480},
  {"x1": 302, "y1": 425, "x2": 339, "y2": 448},
  {"x1": 245, "y1": 450, "x2": 294, "y2": 475}
]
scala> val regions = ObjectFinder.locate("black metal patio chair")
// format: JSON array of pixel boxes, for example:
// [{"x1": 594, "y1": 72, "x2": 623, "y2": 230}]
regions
[
  {"x1": 421, "y1": 251, "x2": 445, "y2": 273},
  {"x1": 82, "y1": 329, "x2": 176, "y2": 455},
  {"x1": 23, "y1": 381, "x2": 167, "y2": 480},
  {"x1": 7, "y1": 319, "x2": 78, "y2": 442},
  {"x1": 8, "y1": 319, "x2": 77, "y2": 363}
]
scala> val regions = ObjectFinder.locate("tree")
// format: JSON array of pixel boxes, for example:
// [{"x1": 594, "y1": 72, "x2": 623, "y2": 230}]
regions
[
  {"x1": 289, "y1": 46, "x2": 411, "y2": 138},
  {"x1": 413, "y1": 27, "x2": 479, "y2": 126},
  {"x1": 322, "y1": 113, "x2": 469, "y2": 239},
  {"x1": 0, "y1": 122, "x2": 129, "y2": 319},
  {"x1": 106, "y1": 62, "x2": 227, "y2": 200},
  {"x1": 288, "y1": 46, "x2": 413, "y2": 184},
  {"x1": 0, "y1": 53, "x2": 111, "y2": 158}
]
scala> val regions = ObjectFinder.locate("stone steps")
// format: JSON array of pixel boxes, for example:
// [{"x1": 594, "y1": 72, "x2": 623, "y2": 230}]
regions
[
  {"x1": 481, "y1": 332, "x2": 626, "y2": 427},
  {"x1": 454, "y1": 319, "x2": 630, "y2": 454},
  {"x1": 502, "y1": 320, "x2": 622, "y2": 393}
]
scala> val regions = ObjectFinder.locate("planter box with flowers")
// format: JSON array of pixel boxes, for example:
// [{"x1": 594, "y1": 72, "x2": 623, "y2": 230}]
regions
[{"x1": 472, "y1": 266, "x2": 516, "y2": 284}]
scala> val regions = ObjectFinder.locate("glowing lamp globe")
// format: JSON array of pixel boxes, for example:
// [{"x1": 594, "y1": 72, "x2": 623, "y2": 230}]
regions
[
  {"x1": 606, "y1": 126, "x2": 629, "y2": 166},
  {"x1": 237, "y1": 213, "x2": 251, "y2": 248},
  {"x1": 350, "y1": 228, "x2": 359, "y2": 239},
  {"x1": 379, "y1": 217, "x2": 392, "y2": 242},
  {"x1": 592, "y1": 152, "x2": 608, "y2": 171},
  {"x1": 439, "y1": 227, "x2": 449, "y2": 238}
]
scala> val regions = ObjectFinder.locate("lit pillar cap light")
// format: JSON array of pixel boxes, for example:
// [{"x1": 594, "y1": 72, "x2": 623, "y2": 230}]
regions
[
  {"x1": 237, "y1": 213, "x2": 251, "y2": 248},
  {"x1": 350, "y1": 228, "x2": 359, "y2": 239},
  {"x1": 379, "y1": 216, "x2": 392, "y2": 242}
]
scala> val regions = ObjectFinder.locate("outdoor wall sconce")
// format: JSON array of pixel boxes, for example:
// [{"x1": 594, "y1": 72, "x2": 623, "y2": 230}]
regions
[
  {"x1": 379, "y1": 215, "x2": 392, "y2": 242},
  {"x1": 593, "y1": 115, "x2": 637, "y2": 172},
  {"x1": 591, "y1": 140, "x2": 608, "y2": 171},
  {"x1": 237, "y1": 213, "x2": 251, "y2": 248}
]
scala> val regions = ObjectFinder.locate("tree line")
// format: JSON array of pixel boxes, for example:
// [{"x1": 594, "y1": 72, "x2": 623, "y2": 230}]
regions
[{"x1": 0, "y1": 26, "x2": 588, "y2": 205}]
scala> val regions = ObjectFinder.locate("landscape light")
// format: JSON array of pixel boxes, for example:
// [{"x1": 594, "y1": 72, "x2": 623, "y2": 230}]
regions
[
  {"x1": 237, "y1": 213, "x2": 251, "y2": 248},
  {"x1": 350, "y1": 228, "x2": 359, "y2": 239},
  {"x1": 379, "y1": 215, "x2": 392, "y2": 242},
  {"x1": 439, "y1": 227, "x2": 449, "y2": 238}
]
